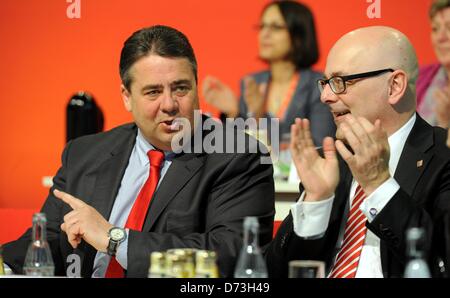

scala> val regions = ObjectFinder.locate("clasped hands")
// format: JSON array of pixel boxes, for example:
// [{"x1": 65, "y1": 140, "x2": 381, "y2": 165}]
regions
[
  {"x1": 202, "y1": 76, "x2": 266, "y2": 119},
  {"x1": 291, "y1": 115, "x2": 391, "y2": 201},
  {"x1": 53, "y1": 189, "x2": 113, "y2": 252},
  {"x1": 433, "y1": 86, "x2": 450, "y2": 129}
]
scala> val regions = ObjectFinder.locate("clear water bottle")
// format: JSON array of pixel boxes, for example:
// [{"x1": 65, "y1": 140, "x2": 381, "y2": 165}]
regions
[
  {"x1": 23, "y1": 213, "x2": 55, "y2": 276},
  {"x1": 404, "y1": 227, "x2": 431, "y2": 278},
  {"x1": 234, "y1": 216, "x2": 268, "y2": 278}
]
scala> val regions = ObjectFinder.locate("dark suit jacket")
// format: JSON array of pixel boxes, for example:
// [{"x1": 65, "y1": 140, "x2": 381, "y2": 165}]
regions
[
  {"x1": 237, "y1": 69, "x2": 336, "y2": 146},
  {"x1": 3, "y1": 117, "x2": 275, "y2": 278},
  {"x1": 265, "y1": 115, "x2": 450, "y2": 278}
]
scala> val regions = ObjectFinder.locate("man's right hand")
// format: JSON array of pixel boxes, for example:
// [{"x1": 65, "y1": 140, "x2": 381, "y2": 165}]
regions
[{"x1": 290, "y1": 118, "x2": 339, "y2": 201}]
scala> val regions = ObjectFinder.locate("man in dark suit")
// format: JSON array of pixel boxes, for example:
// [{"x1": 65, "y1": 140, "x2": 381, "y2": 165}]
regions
[
  {"x1": 265, "y1": 26, "x2": 450, "y2": 278},
  {"x1": 3, "y1": 25, "x2": 275, "y2": 277}
]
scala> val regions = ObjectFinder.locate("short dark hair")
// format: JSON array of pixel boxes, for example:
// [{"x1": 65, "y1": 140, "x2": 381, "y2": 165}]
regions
[
  {"x1": 119, "y1": 25, "x2": 198, "y2": 91},
  {"x1": 263, "y1": 1, "x2": 319, "y2": 69},
  {"x1": 429, "y1": 0, "x2": 450, "y2": 19}
]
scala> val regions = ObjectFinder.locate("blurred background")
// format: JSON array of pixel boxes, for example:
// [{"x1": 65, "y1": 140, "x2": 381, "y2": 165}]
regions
[{"x1": 0, "y1": 0, "x2": 434, "y2": 211}]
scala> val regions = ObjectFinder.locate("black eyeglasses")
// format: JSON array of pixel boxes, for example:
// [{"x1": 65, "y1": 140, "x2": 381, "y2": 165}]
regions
[{"x1": 317, "y1": 68, "x2": 394, "y2": 94}]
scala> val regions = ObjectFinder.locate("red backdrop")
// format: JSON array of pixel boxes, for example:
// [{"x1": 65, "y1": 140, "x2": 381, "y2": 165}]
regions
[{"x1": 0, "y1": 0, "x2": 435, "y2": 209}]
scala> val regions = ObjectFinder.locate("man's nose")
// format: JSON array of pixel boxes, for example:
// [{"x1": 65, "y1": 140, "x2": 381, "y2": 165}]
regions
[
  {"x1": 160, "y1": 91, "x2": 178, "y2": 115},
  {"x1": 320, "y1": 83, "x2": 338, "y2": 105}
]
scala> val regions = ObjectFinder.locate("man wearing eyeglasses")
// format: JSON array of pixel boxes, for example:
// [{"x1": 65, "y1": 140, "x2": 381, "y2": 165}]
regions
[{"x1": 265, "y1": 26, "x2": 450, "y2": 278}]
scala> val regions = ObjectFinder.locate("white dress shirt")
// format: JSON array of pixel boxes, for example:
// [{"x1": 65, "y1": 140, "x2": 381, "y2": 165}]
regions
[{"x1": 291, "y1": 114, "x2": 416, "y2": 278}]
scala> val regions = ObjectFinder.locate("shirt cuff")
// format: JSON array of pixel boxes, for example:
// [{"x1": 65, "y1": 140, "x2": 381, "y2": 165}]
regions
[
  {"x1": 360, "y1": 177, "x2": 400, "y2": 222},
  {"x1": 115, "y1": 229, "x2": 129, "y2": 270},
  {"x1": 291, "y1": 192, "x2": 334, "y2": 238}
]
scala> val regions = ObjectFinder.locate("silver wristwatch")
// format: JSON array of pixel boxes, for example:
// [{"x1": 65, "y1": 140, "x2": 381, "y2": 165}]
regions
[{"x1": 106, "y1": 227, "x2": 127, "y2": 256}]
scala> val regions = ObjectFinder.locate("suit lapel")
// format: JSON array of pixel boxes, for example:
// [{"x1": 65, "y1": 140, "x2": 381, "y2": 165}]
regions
[
  {"x1": 394, "y1": 115, "x2": 434, "y2": 196},
  {"x1": 142, "y1": 114, "x2": 211, "y2": 231},
  {"x1": 142, "y1": 152, "x2": 205, "y2": 231},
  {"x1": 88, "y1": 127, "x2": 137, "y2": 220}
]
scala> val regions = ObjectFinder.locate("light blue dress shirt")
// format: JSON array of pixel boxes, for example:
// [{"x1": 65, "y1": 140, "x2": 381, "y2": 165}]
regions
[{"x1": 92, "y1": 129, "x2": 173, "y2": 277}]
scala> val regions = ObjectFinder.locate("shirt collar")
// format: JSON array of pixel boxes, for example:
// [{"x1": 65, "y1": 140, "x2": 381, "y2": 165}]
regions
[
  {"x1": 387, "y1": 113, "x2": 416, "y2": 175},
  {"x1": 136, "y1": 129, "x2": 175, "y2": 166}
]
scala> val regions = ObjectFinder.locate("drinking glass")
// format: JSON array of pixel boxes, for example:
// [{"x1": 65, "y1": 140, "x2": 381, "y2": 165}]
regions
[{"x1": 288, "y1": 260, "x2": 325, "y2": 278}]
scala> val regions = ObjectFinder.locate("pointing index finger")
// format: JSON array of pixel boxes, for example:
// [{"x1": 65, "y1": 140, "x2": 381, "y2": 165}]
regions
[{"x1": 53, "y1": 189, "x2": 85, "y2": 210}]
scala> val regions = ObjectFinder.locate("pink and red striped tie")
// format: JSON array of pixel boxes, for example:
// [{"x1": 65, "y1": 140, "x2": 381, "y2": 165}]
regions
[{"x1": 328, "y1": 184, "x2": 367, "y2": 278}]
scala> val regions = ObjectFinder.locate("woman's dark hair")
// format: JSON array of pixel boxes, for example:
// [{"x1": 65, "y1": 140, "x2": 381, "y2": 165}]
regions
[
  {"x1": 262, "y1": 1, "x2": 319, "y2": 69},
  {"x1": 429, "y1": 0, "x2": 450, "y2": 19},
  {"x1": 119, "y1": 25, "x2": 198, "y2": 91}
]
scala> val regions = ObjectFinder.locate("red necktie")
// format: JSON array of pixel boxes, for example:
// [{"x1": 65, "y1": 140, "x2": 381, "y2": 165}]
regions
[
  {"x1": 328, "y1": 184, "x2": 367, "y2": 278},
  {"x1": 105, "y1": 150, "x2": 165, "y2": 278}
]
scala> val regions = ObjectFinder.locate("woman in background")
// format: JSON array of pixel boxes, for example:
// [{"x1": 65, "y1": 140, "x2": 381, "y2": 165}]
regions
[
  {"x1": 202, "y1": 0, "x2": 335, "y2": 146},
  {"x1": 417, "y1": 0, "x2": 450, "y2": 129}
]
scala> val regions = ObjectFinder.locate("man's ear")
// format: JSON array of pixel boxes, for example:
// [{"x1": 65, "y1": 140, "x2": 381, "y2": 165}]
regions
[
  {"x1": 387, "y1": 70, "x2": 407, "y2": 105},
  {"x1": 121, "y1": 84, "x2": 132, "y2": 112}
]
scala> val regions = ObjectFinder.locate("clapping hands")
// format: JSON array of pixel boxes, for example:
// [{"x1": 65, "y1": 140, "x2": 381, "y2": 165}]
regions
[
  {"x1": 291, "y1": 115, "x2": 391, "y2": 199},
  {"x1": 434, "y1": 86, "x2": 450, "y2": 129},
  {"x1": 202, "y1": 76, "x2": 239, "y2": 118}
]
